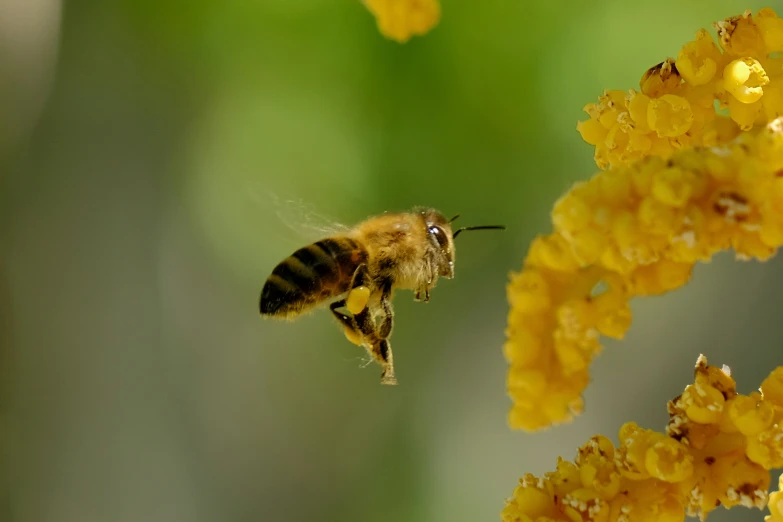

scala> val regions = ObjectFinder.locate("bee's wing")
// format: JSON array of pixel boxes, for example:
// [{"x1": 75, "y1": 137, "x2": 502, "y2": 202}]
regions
[{"x1": 250, "y1": 191, "x2": 350, "y2": 245}]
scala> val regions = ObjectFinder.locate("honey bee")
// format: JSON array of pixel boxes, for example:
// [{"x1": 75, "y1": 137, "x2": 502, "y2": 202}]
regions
[{"x1": 259, "y1": 207, "x2": 504, "y2": 385}]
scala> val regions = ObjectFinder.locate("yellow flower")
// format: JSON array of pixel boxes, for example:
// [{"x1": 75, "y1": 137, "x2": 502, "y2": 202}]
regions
[
  {"x1": 363, "y1": 0, "x2": 440, "y2": 43},
  {"x1": 724, "y1": 58, "x2": 769, "y2": 104},
  {"x1": 576, "y1": 8, "x2": 783, "y2": 170},
  {"x1": 768, "y1": 474, "x2": 783, "y2": 522},
  {"x1": 505, "y1": 8, "x2": 783, "y2": 433},
  {"x1": 502, "y1": 357, "x2": 779, "y2": 522}
]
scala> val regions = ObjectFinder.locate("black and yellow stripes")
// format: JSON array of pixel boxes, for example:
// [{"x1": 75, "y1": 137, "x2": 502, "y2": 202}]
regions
[{"x1": 260, "y1": 237, "x2": 367, "y2": 318}]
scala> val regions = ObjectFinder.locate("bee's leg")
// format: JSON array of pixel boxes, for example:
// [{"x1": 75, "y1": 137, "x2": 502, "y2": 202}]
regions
[
  {"x1": 329, "y1": 262, "x2": 374, "y2": 345},
  {"x1": 329, "y1": 300, "x2": 364, "y2": 346},
  {"x1": 376, "y1": 339, "x2": 395, "y2": 385},
  {"x1": 352, "y1": 305, "x2": 397, "y2": 385},
  {"x1": 414, "y1": 286, "x2": 430, "y2": 302},
  {"x1": 329, "y1": 292, "x2": 396, "y2": 385},
  {"x1": 377, "y1": 280, "x2": 394, "y2": 339},
  {"x1": 414, "y1": 259, "x2": 435, "y2": 303},
  {"x1": 344, "y1": 263, "x2": 373, "y2": 315}
]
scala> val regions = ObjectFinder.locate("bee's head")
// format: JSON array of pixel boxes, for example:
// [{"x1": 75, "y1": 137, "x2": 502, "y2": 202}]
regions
[
  {"x1": 418, "y1": 208, "x2": 456, "y2": 278},
  {"x1": 415, "y1": 207, "x2": 505, "y2": 280}
]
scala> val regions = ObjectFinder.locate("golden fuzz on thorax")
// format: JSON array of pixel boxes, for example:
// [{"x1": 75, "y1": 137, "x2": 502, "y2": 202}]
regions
[
  {"x1": 502, "y1": 357, "x2": 783, "y2": 522},
  {"x1": 505, "y1": 8, "x2": 783, "y2": 434}
]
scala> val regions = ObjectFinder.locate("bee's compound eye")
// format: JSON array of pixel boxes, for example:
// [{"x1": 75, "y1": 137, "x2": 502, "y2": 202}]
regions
[{"x1": 429, "y1": 225, "x2": 449, "y2": 248}]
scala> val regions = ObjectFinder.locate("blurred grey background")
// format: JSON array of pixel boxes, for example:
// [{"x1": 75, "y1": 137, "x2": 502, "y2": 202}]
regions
[{"x1": 0, "y1": 1, "x2": 780, "y2": 521}]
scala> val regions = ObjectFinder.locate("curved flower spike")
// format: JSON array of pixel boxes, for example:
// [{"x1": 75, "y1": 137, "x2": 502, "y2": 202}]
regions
[
  {"x1": 506, "y1": 8, "x2": 783, "y2": 433},
  {"x1": 502, "y1": 356, "x2": 782, "y2": 522},
  {"x1": 506, "y1": 116, "x2": 783, "y2": 432}
]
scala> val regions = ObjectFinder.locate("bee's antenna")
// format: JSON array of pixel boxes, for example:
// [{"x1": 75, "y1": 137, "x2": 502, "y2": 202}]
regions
[
  {"x1": 452, "y1": 225, "x2": 506, "y2": 238},
  {"x1": 448, "y1": 214, "x2": 461, "y2": 223}
]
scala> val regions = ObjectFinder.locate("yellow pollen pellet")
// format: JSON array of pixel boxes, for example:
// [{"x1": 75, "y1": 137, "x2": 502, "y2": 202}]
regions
[
  {"x1": 343, "y1": 326, "x2": 363, "y2": 346},
  {"x1": 346, "y1": 285, "x2": 371, "y2": 315},
  {"x1": 724, "y1": 58, "x2": 769, "y2": 104}
]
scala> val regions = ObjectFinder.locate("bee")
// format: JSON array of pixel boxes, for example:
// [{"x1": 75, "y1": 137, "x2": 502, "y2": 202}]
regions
[{"x1": 259, "y1": 207, "x2": 504, "y2": 385}]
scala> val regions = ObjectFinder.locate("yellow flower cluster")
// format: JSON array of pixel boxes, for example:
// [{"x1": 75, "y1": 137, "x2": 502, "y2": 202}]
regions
[
  {"x1": 504, "y1": 8, "x2": 783, "y2": 433},
  {"x1": 770, "y1": 474, "x2": 783, "y2": 522},
  {"x1": 363, "y1": 0, "x2": 440, "y2": 43},
  {"x1": 505, "y1": 116, "x2": 783, "y2": 432},
  {"x1": 577, "y1": 8, "x2": 783, "y2": 170},
  {"x1": 502, "y1": 356, "x2": 783, "y2": 522}
]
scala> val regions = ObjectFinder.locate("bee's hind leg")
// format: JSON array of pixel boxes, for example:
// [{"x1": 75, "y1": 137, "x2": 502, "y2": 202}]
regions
[
  {"x1": 330, "y1": 300, "x2": 364, "y2": 346},
  {"x1": 329, "y1": 297, "x2": 397, "y2": 386},
  {"x1": 354, "y1": 305, "x2": 397, "y2": 385},
  {"x1": 378, "y1": 280, "x2": 394, "y2": 339},
  {"x1": 374, "y1": 339, "x2": 396, "y2": 385},
  {"x1": 359, "y1": 279, "x2": 407, "y2": 385},
  {"x1": 329, "y1": 262, "x2": 373, "y2": 344}
]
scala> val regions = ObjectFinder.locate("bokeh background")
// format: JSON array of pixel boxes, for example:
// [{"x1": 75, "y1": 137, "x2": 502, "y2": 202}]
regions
[{"x1": 1, "y1": 1, "x2": 781, "y2": 521}]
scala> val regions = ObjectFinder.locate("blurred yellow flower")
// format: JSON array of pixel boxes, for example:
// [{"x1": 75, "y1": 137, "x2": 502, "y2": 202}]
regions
[
  {"x1": 502, "y1": 356, "x2": 783, "y2": 522},
  {"x1": 769, "y1": 474, "x2": 783, "y2": 522},
  {"x1": 363, "y1": 0, "x2": 440, "y2": 43},
  {"x1": 505, "y1": 8, "x2": 783, "y2": 433}
]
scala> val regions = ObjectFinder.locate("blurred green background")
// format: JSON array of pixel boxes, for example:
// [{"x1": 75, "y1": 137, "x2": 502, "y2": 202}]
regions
[{"x1": 0, "y1": 1, "x2": 781, "y2": 521}]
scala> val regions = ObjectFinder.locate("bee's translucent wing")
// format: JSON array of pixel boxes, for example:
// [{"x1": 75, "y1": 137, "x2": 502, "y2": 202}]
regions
[
  {"x1": 248, "y1": 190, "x2": 350, "y2": 246},
  {"x1": 272, "y1": 194, "x2": 350, "y2": 239}
]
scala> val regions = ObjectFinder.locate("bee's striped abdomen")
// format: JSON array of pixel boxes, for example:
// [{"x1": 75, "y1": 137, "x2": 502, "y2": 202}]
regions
[{"x1": 260, "y1": 237, "x2": 367, "y2": 318}]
